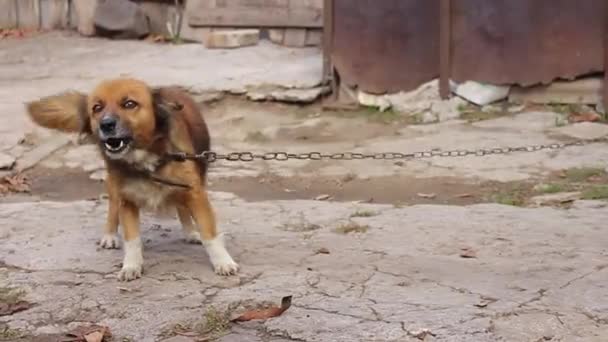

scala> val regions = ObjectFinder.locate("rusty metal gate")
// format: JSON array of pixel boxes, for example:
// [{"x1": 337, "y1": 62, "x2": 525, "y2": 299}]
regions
[{"x1": 323, "y1": 0, "x2": 608, "y2": 106}]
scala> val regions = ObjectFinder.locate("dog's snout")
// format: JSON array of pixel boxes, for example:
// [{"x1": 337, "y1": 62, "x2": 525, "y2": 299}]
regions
[{"x1": 99, "y1": 116, "x2": 117, "y2": 134}]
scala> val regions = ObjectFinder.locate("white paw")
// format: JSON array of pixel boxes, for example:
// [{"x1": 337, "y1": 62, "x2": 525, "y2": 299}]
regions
[
  {"x1": 118, "y1": 264, "x2": 143, "y2": 281},
  {"x1": 203, "y1": 234, "x2": 239, "y2": 276},
  {"x1": 118, "y1": 238, "x2": 144, "y2": 281},
  {"x1": 99, "y1": 234, "x2": 120, "y2": 249},
  {"x1": 184, "y1": 231, "x2": 202, "y2": 244},
  {"x1": 213, "y1": 259, "x2": 240, "y2": 276}
]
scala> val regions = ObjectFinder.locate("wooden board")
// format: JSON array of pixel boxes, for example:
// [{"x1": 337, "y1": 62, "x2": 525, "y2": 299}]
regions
[
  {"x1": 188, "y1": 0, "x2": 323, "y2": 28},
  {"x1": 0, "y1": 0, "x2": 18, "y2": 28},
  {"x1": 40, "y1": 0, "x2": 70, "y2": 29},
  {"x1": 16, "y1": 0, "x2": 39, "y2": 29}
]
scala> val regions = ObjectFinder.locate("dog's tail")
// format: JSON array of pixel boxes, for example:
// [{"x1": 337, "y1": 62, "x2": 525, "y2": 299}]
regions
[{"x1": 25, "y1": 91, "x2": 88, "y2": 133}]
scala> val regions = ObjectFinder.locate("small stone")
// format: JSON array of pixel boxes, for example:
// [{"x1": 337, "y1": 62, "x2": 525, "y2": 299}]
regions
[
  {"x1": 94, "y1": 0, "x2": 149, "y2": 39},
  {"x1": 90, "y1": 170, "x2": 106, "y2": 181},
  {"x1": 553, "y1": 122, "x2": 608, "y2": 140},
  {"x1": 420, "y1": 112, "x2": 438, "y2": 124},
  {"x1": 0, "y1": 152, "x2": 16, "y2": 170},
  {"x1": 357, "y1": 91, "x2": 392, "y2": 112},
  {"x1": 246, "y1": 91, "x2": 268, "y2": 102},
  {"x1": 16, "y1": 135, "x2": 70, "y2": 173},
  {"x1": 203, "y1": 29, "x2": 260, "y2": 49},
  {"x1": 453, "y1": 81, "x2": 510, "y2": 106},
  {"x1": 530, "y1": 192, "x2": 582, "y2": 206},
  {"x1": 269, "y1": 87, "x2": 329, "y2": 104},
  {"x1": 283, "y1": 28, "x2": 307, "y2": 47}
]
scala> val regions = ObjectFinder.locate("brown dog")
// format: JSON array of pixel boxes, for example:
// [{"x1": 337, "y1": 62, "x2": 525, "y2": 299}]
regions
[{"x1": 25, "y1": 78, "x2": 239, "y2": 281}]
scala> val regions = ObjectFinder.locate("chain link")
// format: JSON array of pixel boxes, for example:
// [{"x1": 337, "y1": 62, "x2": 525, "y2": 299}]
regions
[{"x1": 166, "y1": 137, "x2": 608, "y2": 163}]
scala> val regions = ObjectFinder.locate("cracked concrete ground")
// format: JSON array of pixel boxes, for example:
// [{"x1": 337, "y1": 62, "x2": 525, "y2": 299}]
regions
[{"x1": 1, "y1": 32, "x2": 608, "y2": 341}]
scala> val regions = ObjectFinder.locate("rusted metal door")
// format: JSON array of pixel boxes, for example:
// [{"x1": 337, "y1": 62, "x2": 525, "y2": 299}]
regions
[{"x1": 328, "y1": 0, "x2": 607, "y2": 100}]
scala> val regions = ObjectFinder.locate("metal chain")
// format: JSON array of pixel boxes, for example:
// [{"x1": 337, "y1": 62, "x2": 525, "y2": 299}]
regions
[{"x1": 165, "y1": 137, "x2": 608, "y2": 163}]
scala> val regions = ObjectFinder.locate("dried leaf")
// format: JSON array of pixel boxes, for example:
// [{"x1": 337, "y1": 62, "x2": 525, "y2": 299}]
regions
[
  {"x1": 232, "y1": 296, "x2": 292, "y2": 322},
  {"x1": 417, "y1": 193, "x2": 436, "y2": 199},
  {"x1": 315, "y1": 194, "x2": 331, "y2": 201},
  {"x1": 315, "y1": 247, "x2": 330, "y2": 255},
  {"x1": 64, "y1": 325, "x2": 111, "y2": 342},
  {"x1": 0, "y1": 174, "x2": 30, "y2": 195},
  {"x1": 0, "y1": 301, "x2": 32, "y2": 316},
  {"x1": 455, "y1": 193, "x2": 473, "y2": 198},
  {"x1": 569, "y1": 112, "x2": 601, "y2": 123},
  {"x1": 459, "y1": 247, "x2": 477, "y2": 259},
  {"x1": 409, "y1": 328, "x2": 436, "y2": 340},
  {"x1": 84, "y1": 331, "x2": 104, "y2": 342},
  {"x1": 145, "y1": 34, "x2": 169, "y2": 43}
]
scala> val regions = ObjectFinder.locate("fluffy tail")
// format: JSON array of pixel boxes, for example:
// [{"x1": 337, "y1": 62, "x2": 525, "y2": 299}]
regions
[{"x1": 25, "y1": 91, "x2": 88, "y2": 133}]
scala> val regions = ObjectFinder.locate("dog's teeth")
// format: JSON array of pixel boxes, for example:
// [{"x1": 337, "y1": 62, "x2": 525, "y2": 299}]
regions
[
  {"x1": 117, "y1": 141, "x2": 124, "y2": 149},
  {"x1": 105, "y1": 143, "x2": 113, "y2": 150}
]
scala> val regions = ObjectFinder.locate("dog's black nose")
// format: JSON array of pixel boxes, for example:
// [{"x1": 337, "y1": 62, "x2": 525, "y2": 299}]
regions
[{"x1": 99, "y1": 116, "x2": 117, "y2": 134}]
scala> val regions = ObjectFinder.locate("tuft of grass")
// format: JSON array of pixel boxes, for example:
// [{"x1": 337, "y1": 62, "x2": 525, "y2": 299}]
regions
[
  {"x1": 245, "y1": 130, "x2": 269, "y2": 143},
  {"x1": 0, "y1": 325, "x2": 27, "y2": 341},
  {"x1": 492, "y1": 186, "x2": 527, "y2": 207},
  {"x1": 194, "y1": 306, "x2": 231, "y2": 338},
  {"x1": 564, "y1": 168, "x2": 605, "y2": 182},
  {"x1": 350, "y1": 210, "x2": 379, "y2": 218},
  {"x1": 537, "y1": 183, "x2": 567, "y2": 194},
  {"x1": 161, "y1": 305, "x2": 232, "y2": 341},
  {"x1": 0, "y1": 286, "x2": 26, "y2": 305},
  {"x1": 582, "y1": 185, "x2": 608, "y2": 200},
  {"x1": 334, "y1": 222, "x2": 370, "y2": 234}
]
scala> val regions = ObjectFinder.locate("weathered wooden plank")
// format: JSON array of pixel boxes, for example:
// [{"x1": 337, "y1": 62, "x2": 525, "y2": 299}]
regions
[
  {"x1": 16, "y1": 0, "x2": 39, "y2": 29},
  {"x1": 188, "y1": 0, "x2": 323, "y2": 28},
  {"x1": 0, "y1": 0, "x2": 18, "y2": 28},
  {"x1": 73, "y1": 0, "x2": 97, "y2": 36},
  {"x1": 40, "y1": 0, "x2": 70, "y2": 29},
  {"x1": 139, "y1": 1, "x2": 171, "y2": 35}
]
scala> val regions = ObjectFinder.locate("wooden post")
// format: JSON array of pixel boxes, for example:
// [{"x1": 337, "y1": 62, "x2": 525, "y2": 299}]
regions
[
  {"x1": 439, "y1": 0, "x2": 451, "y2": 99},
  {"x1": 604, "y1": 0, "x2": 608, "y2": 113},
  {"x1": 322, "y1": 0, "x2": 333, "y2": 85}
]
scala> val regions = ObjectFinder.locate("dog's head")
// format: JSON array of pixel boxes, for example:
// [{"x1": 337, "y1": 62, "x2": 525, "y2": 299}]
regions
[
  {"x1": 88, "y1": 79, "x2": 167, "y2": 159},
  {"x1": 26, "y1": 78, "x2": 177, "y2": 160}
]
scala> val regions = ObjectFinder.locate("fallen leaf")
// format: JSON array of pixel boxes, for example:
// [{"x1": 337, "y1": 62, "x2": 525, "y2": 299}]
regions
[
  {"x1": 315, "y1": 194, "x2": 331, "y2": 201},
  {"x1": 64, "y1": 325, "x2": 111, "y2": 342},
  {"x1": 417, "y1": 193, "x2": 436, "y2": 199},
  {"x1": 474, "y1": 296, "x2": 498, "y2": 308},
  {"x1": 315, "y1": 247, "x2": 330, "y2": 254},
  {"x1": 0, "y1": 301, "x2": 32, "y2": 316},
  {"x1": 455, "y1": 193, "x2": 473, "y2": 198},
  {"x1": 231, "y1": 296, "x2": 292, "y2": 322},
  {"x1": 0, "y1": 174, "x2": 30, "y2": 195},
  {"x1": 569, "y1": 111, "x2": 601, "y2": 123},
  {"x1": 459, "y1": 247, "x2": 477, "y2": 259},
  {"x1": 84, "y1": 331, "x2": 104, "y2": 342},
  {"x1": 144, "y1": 34, "x2": 169, "y2": 43},
  {"x1": 409, "y1": 328, "x2": 436, "y2": 340}
]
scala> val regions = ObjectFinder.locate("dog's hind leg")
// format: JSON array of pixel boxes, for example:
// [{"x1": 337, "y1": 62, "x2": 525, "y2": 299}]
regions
[
  {"x1": 186, "y1": 189, "x2": 239, "y2": 276},
  {"x1": 177, "y1": 206, "x2": 202, "y2": 244}
]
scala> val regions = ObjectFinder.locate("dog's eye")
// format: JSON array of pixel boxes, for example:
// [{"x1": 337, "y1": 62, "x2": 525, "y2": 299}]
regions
[
  {"x1": 92, "y1": 103, "x2": 103, "y2": 113},
  {"x1": 123, "y1": 100, "x2": 138, "y2": 109}
]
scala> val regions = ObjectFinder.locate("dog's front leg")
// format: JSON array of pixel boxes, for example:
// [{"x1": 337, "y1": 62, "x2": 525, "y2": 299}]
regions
[
  {"x1": 100, "y1": 176, "x2": 120, "y2": 249},
  {"x1": 117, "y1": 199, "x2": 144, "y2": 281},
  {"x1": 187, "y1": 190, "x2": 239, "y2": 275}
]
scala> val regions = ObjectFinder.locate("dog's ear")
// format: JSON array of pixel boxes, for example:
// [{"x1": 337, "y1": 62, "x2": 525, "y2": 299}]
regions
[
  {"x1": 25, "y1": 91, "x2": 90, "y2": 134},
  {"x1": 151, "y1": 88, "x2": 183, "y2": 133}
]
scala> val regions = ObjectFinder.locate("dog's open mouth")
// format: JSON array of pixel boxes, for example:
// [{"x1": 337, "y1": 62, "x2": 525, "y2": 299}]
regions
[{"x1": 103, "y1": 137, "x2": 131, "y2": 154}]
